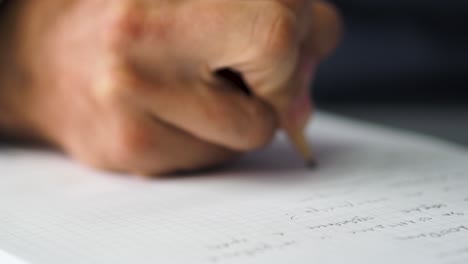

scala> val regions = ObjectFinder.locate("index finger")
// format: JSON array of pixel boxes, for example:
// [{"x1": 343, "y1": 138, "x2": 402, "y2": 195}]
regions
[
  {"x1": 120, "y1": 0, "x2": 307, "y2": 116},
  {"x1": 186, "y1": 0, "x2": 303, "y2": 113}
]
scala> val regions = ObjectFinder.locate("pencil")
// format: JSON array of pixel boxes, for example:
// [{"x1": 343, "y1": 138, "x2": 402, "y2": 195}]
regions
[{"x1": 285, "y1": 128, "x2": 317, "y2": 168}]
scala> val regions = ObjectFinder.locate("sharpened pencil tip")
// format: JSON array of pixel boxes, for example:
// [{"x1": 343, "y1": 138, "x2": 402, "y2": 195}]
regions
[
  {"x1": 285, "y1": 128, "x2": 318, "y2": 168},
  {"x1": 306, "y1": 159, "x2": 318, "y2": 169}
]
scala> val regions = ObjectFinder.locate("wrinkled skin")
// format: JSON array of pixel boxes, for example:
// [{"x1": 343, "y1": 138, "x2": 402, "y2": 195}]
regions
[{"x1": 0, "y1": 0, "x2": 341, "y2": 175}]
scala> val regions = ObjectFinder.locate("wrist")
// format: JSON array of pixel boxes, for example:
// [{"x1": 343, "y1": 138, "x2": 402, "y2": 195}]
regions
[
  {"x1": 0, "y1": 1, "x2": 26, "y2": 137},
  {"x1": 0, "y1": 0, "x2": 80, "y2": 141},
  {"x1": 0, "y1": 0, "x2": 50, "y2": 139}
]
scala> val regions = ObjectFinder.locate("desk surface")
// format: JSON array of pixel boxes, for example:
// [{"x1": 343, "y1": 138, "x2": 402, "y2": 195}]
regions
[{"x1": 322, "y1": 104, "x2": 468, "y2": 147}]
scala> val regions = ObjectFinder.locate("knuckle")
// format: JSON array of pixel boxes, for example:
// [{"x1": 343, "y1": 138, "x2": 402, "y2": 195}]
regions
[
  {"x1": 94, "y1": 67, "x2": 144, "y2": 106},
  {"x1": 103, "y1": 4, "x2": 141, "y2": 50},
  {"x1": 253, "y1": 3, "x2": 297, "y2": 58},
  {"x1": 94, "y1": 70, "x2": 125, "y2": 104},
  {"x1": 104, "y1": 3, "x2": 175, "y2": 50},
  {"x1": 64, "y1": 117, "x2": 172, "y2": 175},
  {"x1": 139, "y1": 10, "x2": 176, "y2": 43}
]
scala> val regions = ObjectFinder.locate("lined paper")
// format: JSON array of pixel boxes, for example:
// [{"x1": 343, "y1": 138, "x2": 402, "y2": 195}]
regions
[{"x1": 0, "y1": 113, "x2": 467, "y2": 264}]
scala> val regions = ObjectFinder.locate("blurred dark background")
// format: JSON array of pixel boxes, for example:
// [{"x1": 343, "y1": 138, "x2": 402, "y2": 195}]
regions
[{"x1": 313, "y1": 0, "x2": 468, "y2": 146}]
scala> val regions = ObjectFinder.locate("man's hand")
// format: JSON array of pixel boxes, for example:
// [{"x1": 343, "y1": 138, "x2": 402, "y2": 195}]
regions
[{"x1": 1, "y1": 0, "x2": 341, "y2": 175}]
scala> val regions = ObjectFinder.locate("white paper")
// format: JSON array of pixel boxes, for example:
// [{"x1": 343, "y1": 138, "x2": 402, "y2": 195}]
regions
[
  {"x1": 0, "y1": 113, "x2": 467, "y2": 264},
  {"x1": 0, "y1": 250, "x2": 28, "y2": 264}
]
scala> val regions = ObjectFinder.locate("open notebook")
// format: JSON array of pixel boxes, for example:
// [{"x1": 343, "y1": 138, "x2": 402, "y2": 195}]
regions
[{"x1": 0, "y1": 113, "x2": 467, "y2": 264}]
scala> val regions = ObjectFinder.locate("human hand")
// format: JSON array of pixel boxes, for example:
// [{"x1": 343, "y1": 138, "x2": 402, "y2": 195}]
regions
[{"x1": 2, "y1": 0, "x2": 341, "y2": 175}]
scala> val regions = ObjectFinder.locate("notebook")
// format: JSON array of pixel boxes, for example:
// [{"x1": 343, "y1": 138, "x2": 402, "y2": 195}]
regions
[{"x1": 0, "y1": 113, "x2": 467, "y2": 264}]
